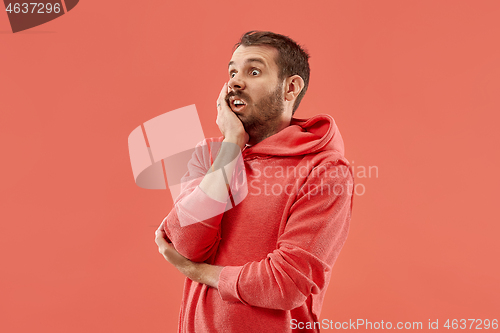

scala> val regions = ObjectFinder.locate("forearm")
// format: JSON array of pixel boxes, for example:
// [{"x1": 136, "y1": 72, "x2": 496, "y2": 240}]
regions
[
  {"x1": 198, "y1": 138, "x2": 244, "y2": 202},
  {"x1": 156, "y1": 227, "x2": 224, "y2": 288},
  {"x1": 162, "y1": 138, "x2": 241, "y2": 260},
  {"x1": 163, "y1": 207, "x2": 222, "y2": 262},
  {"x1": 164, "y1": 82, "x2": 248, "y2": 255},
  {"x1": 182, "y1": 263, "x2": 224, "y2": 289}
]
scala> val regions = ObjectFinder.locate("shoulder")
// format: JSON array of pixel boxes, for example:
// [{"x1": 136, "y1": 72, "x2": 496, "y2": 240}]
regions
[
  {"x1": 307, "y1": 152, "x2": 354, "y2": 196},
  {"x1": 308, "y1": 149, "x2": 351, "y2": 174}
]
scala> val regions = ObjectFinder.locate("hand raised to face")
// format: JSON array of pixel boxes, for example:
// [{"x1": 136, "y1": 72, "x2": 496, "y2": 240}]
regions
[{"x1": 216, "y1": 83, "x2": 249, "y2": 150}]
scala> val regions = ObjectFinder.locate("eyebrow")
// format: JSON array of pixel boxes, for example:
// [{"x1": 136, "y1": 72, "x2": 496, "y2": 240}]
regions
[{"x1": 228, "y1": 58, "x2": 267, "y2": 69}]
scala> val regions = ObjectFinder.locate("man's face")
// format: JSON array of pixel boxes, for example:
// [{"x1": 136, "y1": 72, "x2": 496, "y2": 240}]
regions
[{"x1": 225, "y1": 45, "x2": 285, "y2": 144}]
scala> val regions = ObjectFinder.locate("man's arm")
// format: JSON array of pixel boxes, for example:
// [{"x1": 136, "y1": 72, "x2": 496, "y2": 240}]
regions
[
  {"x1": 198, "y1": 82, "x2": 248, "y2": 201},
  {"x1": 161, "y1": 83, "x2": 249, "y2": 262},
  {"x1": 155, "y1": 226, "x2": 222, "y2": 288},
  {"x1": 158, "y1": 163, "x2": 354, "y2": 310}
]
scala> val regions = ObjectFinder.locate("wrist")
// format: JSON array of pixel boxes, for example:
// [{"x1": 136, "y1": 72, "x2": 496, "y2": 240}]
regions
[
  {"x1": 223, "y1": 136, "x2": 246, "y2": 150},
  {"x1": 184, "y1": 263, "x2": 223, "y2": 289}
]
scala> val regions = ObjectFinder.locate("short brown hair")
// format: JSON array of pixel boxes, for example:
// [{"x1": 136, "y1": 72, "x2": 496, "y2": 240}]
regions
[{"x1": 235, "y1": 31, "x2": 310, "y2": 115}]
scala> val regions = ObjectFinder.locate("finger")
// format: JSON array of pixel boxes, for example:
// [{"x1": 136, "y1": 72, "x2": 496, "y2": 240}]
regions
[
  {"x1": 156, "y1": 225, "x2": 166, "y2": 236},
  {"x1": 161, "y1": 243, "x2": 183, "y2": 262},
  {"x1": 155, "y1": 229, "x2": 167, "y2": 240},
  {"x1": 154, "y1": 231, "x2": 162, "y2": 244},
  {"x1": 155, "y1": 230, "x2": 166, "y2": 244},
  {"x1": 217, "y1": 82, "x2": 227, "y2": 103},
  {"x1": 217, "y1": 82, "x2": 229, "y2": 111},
  {"x1": 157, "y1": 217, "x2": 167, "y2": 232},
  {"x1": 155, "y1": 235, "x2": 169, "y2": 251},
  {"x1": 158, "y1": 240, "x2": 176, "y2": 260}
]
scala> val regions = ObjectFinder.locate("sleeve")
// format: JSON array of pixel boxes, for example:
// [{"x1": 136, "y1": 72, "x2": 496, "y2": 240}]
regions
[
  {"x1": 217, "y1": 162, "x2": 354, "y2": 310},
  {"x1": 162, "y1": 139, "x2": 225, "y2": 263},
  {"x1": 163, "y1": 138, "x2": 247, "y2": 263}
]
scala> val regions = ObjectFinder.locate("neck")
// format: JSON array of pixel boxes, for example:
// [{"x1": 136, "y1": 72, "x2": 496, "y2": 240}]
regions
[{"x1": 247, "y1": 119, "x2": 291, "y2": 146}]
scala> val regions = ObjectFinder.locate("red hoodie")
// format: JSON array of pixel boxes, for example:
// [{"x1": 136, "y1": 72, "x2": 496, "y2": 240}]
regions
[{"x1": 163, "y1": 114, "x2": 354, "y2": 332}]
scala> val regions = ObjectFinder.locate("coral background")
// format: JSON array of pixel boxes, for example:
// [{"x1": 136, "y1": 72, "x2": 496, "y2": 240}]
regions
[{"x1": 1, "y1": 1, "x2": 499, "y2": 332}]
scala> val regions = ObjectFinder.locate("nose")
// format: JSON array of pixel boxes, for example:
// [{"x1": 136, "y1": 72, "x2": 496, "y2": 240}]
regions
[{"x1": 228, "y1": 73, "x2": 245, "y2": 92}]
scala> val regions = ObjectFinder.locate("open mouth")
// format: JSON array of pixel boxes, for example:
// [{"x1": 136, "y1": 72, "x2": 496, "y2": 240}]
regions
[{"x1": 230, "y1": 97, "x2": 247, "y2": 112}]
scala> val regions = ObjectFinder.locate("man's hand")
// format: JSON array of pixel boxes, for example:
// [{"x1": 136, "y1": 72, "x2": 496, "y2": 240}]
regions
[
  {"x1": 155, "y1": 224, "x2": 191, "y2": 272},
  {"x1": 155, "y1": 224, "x2": 224, "y2": 289},
  {"x1": 216, "y1": 82, "x2": 249, "y2": 150}
]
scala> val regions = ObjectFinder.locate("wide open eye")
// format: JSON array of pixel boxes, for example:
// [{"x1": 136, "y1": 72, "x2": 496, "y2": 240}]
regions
[
  {"x1": 230, "y1": 72, "x2": 236, "y2": 78},
  {"x1": 251, "y1": 69, "x2": 261, "y2": 76}
]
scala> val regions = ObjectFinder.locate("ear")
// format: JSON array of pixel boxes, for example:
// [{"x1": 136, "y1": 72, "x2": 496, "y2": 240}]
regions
[{"x1": 284, "y1": 75, "x2": 305, "y2": 102}]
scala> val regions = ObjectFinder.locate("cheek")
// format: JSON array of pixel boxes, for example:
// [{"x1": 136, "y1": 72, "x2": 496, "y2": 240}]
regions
[{"x1": 252, "y1": 87, "x2": 273, "y2": 101}]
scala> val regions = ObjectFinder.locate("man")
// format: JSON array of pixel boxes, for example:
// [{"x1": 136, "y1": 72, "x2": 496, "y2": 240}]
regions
[{"x1": 155, "y1": 31, "x2": 354, "y2": 332}]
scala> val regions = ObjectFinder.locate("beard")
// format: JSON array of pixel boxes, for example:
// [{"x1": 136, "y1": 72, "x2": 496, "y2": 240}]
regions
[{"x1": 225, "y1": 82, "x2": 285, "y2": 145}]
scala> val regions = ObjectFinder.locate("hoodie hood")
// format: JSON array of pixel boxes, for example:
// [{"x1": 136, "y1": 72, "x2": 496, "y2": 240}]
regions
[{"x1": 242, "y1": 114, "x2": 345, "y2": 158}]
